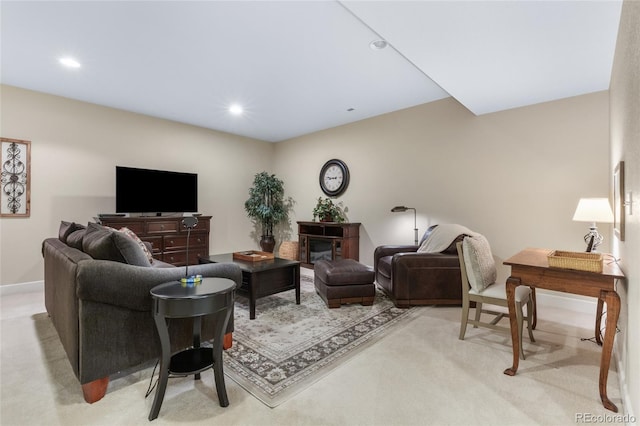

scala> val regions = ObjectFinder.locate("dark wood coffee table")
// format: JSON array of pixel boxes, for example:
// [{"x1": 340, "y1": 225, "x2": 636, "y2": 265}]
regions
[{"x1": 200, "y1": 253, "x2": 300, "y2": 319}]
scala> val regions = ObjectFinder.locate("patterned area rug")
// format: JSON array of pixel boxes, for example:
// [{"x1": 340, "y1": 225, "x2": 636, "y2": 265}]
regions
[{"x1": 223, "y1": 273, "x2": 418, "y2": 407}]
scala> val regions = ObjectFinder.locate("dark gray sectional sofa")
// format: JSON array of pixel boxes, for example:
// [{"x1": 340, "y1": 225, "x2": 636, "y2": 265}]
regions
[{"x1": 42, "y1": 221, "x2": 241, "y2": 403}]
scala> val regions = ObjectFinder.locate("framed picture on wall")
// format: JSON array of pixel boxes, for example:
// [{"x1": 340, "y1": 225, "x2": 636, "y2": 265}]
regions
[
  {"x1": 0, "y1": 137, "x2": 31, "y2": 217},
  {"x1": 613, "y1": 160, "x2": 624, "y2": 241}
]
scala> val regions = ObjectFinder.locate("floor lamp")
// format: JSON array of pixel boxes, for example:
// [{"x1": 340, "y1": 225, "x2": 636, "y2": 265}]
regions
[{"x1": 391, "y1": 206, "x2": 418, "y2": 245}]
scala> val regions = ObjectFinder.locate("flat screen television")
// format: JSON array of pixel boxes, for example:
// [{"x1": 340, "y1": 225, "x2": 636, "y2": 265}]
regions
[{"x1": 116, "y1": 166, "x2": 198, "y2": 214}]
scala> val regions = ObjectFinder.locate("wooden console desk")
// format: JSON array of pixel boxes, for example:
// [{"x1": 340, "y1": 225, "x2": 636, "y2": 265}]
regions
[{"x1": 503, "y1": 248, "x2": 625, "y2": 412}]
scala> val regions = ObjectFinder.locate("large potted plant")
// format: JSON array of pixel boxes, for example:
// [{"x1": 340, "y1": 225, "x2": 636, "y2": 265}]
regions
[{"x1": 244, "y1": 172, "x2": 288, "y2": 252}]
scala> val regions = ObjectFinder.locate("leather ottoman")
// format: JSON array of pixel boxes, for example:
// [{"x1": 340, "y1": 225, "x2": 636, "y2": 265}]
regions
[{"x1": 314, "y1": 259, "x2": 375, "y2": 308}]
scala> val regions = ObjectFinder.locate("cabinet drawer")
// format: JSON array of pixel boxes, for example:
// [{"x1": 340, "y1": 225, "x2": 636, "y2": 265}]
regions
[
  {"x1": 163, "y1": 234, "x2": 207, "y2": 251},
  {"x1": 181, "y1": 218, "x2": 210, "y2": 233},
  {"x1": 108, "y1": 221, "x2": 145, "y2": 234},
  {"x1": 163, "y1": 249, "x2": 207, "y2": 266},
  {"x1": 141, "y1": 236, "x2": 163, "y2": 255},
  {"x1": 147, "y1": 221, "x2": 179, "y2": 234}
]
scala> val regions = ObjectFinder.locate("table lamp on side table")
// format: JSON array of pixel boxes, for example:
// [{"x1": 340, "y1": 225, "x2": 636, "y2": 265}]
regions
[{"x1": 572, "y1": 198, "x2": 614, "y2": 252}]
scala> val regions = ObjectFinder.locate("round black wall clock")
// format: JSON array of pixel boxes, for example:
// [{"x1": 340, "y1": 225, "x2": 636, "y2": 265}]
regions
[{"x1": 319, "y1": 159, "x2": 350, "y2": 197}]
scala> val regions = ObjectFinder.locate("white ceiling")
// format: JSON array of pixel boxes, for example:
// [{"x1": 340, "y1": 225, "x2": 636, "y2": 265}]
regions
[{"x1": 1, "y1": 1, "x2": 622, "y2": 142}]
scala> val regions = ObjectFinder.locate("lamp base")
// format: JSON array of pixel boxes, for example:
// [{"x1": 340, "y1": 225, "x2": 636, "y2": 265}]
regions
[{"x1": 583, "y1": 225, "x2": 603, "y2": 253}]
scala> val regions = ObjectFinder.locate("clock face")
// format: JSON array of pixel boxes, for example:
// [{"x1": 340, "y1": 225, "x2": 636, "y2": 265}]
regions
[{"x1": 320, "y1": 159, "x2": 349, "y2": 197}]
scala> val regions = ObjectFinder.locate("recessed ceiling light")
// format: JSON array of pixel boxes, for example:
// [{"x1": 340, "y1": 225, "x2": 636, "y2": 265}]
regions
[
  {"x1": 229, "y1": 104, "x2": 244, "y2": 115},
  {"x1": 369, "y1": 40, "x2": 388, "y2": 50},
  {"x1": 59, "y1": 57, "x2": 81, "y2": 68}
]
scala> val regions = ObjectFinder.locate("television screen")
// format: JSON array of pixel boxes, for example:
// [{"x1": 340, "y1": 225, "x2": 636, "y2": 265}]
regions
[{"x1": 116, "y1": 166, "x2": 198, "y2": 214}]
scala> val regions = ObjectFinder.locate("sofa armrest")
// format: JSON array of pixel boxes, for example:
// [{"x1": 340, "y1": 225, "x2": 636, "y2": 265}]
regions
[
  {"x1": 391, "y1": 251, "x2": 461, "y2": 269},
  {"x1": 76, "y1": 260, "x2": 242, "y2": 312},
  {"x1": 374, "y1": 245, "x2": 418, "y2": 272},
  {"x1": 374, "y1": 245, "x2": 418, "y2": 258}
]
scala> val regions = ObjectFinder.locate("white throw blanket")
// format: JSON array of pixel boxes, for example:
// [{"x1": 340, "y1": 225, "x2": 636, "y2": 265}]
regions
[{"x1": 417, "y1": 224, "x2": 478, "y2": 253}]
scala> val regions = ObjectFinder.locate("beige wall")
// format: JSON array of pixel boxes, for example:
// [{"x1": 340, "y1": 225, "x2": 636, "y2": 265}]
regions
[
  {"x1": 610, "y1": 0, "x2": 639, "y2": 417},
  {"x1": 0, "y1": 85, "x2": 274, "y2": 285},
  {"x1": 275, "y1": 93, "x2": 611, "y2": 281},
  {"x1": 1, "y1": 86, "x2": 613, "y2": 285}
]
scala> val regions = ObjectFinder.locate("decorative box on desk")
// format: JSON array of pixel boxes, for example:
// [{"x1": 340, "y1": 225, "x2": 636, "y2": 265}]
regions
[
  {"x1": 297, "y1": 221, "x2": 360, "y2": 268},
  {"x1": 547, "y1": 250, "x2": 603, "y2": 273}
]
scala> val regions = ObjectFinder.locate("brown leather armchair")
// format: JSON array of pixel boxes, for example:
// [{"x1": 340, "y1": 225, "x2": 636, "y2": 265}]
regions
[{"x1": 374, "y1": 225, "x2": 465, "y2": 307}]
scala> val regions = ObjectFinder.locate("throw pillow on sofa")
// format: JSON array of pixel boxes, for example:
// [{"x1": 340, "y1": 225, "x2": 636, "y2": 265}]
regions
[
  {"x1": 58, "y1": 221, "x2": 85, "y2": 244},
  {"x1": 82, "y1": 223, "x2": 151, "y2": 267},
  {"x1": 66, "y1": 228, "x2": 86, "y2": 250},
  {"x1": 119, "y1": 227, "x2": 154, "y2": 264}
]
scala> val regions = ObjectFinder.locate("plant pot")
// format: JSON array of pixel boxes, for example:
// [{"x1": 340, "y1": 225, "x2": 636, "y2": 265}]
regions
[
  {"x1": 260, "y1": 235, "x2": 276, "y2": 253},
  {"x1": 320, "y1": 214, "x2": 333, "y2": 222}
]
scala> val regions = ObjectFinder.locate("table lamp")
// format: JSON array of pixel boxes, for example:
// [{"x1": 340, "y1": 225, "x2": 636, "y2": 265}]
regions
[
  {"x1": 391, "y1": 206, "x2": 418, "y2": 245},
  {"x1": 572, "y1": 198, "x2": 613, "y2": 252}
]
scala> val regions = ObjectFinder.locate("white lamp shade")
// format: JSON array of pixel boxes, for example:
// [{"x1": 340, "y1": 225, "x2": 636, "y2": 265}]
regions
[{"x1": 572, "y1": 198, "x2": 614, "y2": 223}]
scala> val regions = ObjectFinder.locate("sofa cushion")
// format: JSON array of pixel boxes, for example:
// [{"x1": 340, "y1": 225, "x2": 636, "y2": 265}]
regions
[
  {"x1": 462, "y1": 234, "x2": 497, "y2": 292},
  {"x1": 58, "y1": 221, "x2": 84, "y2": 244},
  {"x1": 118, "y1": 227, "x2": 154, "y2": 264},
  {"x1": 377, "y1": 255, "x2": 393, "y2": 279},
  {"x1": 66, "y1": 229, "x2": 86, "y2": 250},
  {"x1": 82, "y1": 223, "x2": 151, "y2": 267}
]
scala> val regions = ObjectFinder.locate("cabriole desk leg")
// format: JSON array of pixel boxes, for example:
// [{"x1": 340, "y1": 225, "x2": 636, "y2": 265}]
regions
[
  {"x1": 599, "y1": 289, "x2": 620, "y2": 412},
  {"x1": 503, "y1": 276, "x2": 521, "y2": 376}
]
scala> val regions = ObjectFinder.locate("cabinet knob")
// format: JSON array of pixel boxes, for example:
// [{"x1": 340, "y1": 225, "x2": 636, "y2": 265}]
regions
[
  {"x1": 169, "y1": 240, "x2": 174, "y2": 245},
  {"x1": 160, "y1": 225, "x2": 164, "y2": 230}
]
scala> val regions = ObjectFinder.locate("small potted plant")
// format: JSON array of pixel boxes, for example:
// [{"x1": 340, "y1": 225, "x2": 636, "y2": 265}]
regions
[{"x1": 312, "y1": 197, "x2": 345, "y2": 222}]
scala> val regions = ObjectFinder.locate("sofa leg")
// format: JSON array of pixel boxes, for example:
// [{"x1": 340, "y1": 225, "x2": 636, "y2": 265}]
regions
[
  {"x1": 223, "y1": 332, "x2": 232, "y2": 350},
  {"x1": 81, "y1": 377, "x2": 109, "y2": 403}
]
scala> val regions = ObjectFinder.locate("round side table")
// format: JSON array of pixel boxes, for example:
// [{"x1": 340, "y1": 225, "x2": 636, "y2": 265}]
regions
[{"x1": 148, "y1": 277, "x2": 235, "y2": 421}]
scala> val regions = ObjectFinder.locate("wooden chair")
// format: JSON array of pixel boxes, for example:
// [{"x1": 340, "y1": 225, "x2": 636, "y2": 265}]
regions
[{"x1": 456, "y1": 241, "x2": 536, "y2": 359}]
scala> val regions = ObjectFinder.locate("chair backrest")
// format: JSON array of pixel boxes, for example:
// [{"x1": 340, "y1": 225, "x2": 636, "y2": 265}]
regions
[
  {"x1": 457, "y1": 235, "x2": 497, "y2": 293},
  {"x1": 456, "y1": 242, "x2": 472, "y2": 304}
]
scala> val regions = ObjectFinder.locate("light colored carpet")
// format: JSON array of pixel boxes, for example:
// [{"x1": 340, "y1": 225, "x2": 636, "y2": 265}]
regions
[
  {"x1": 224, "y1": 274, "x2": 419, "y2": 407},
  {"x1": 0, "y1": 270, "x2": 628, "y2": 425}
]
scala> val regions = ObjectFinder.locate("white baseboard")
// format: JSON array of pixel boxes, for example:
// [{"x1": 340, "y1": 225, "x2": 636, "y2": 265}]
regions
[
  {"x1": 614, "y1": 347, "x2": 637, "y2": 425},
  {"x1": 534, "y1": 290, "x2": 596, "y2": 314},
  {"x1": 0, "y1": 280, "x2": 44, "y2": 296}
]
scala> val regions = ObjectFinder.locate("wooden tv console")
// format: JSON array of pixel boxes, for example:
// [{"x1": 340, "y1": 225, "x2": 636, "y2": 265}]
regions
[{"x1": 99, "y1": 216, "x2": 211, "y2": 267}]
